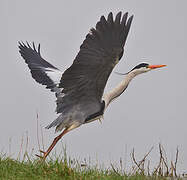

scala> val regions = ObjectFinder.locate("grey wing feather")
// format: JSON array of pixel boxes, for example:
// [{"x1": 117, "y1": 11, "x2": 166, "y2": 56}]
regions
[
  {"x1": 19, "y1": 12, "x2": 133, "y2": 131},
  {"x1": 46, "y1": 12, "x2": 133, "y2": 131},
  {"x1": 19, "y1": 42, "x2": 63, "y2": 94},
  {"x1": 57, "y1": 12, "x2": 133, "y2": 114}
]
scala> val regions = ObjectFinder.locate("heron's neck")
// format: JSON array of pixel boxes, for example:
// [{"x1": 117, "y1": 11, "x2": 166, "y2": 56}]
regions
[{"x1": 103, "y1": 71, "x2": 136, "y2": 109}]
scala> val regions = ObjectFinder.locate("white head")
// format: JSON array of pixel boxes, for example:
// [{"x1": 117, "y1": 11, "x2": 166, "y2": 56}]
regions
[
  {"x1": 104, "y1": 63, "x2": 166, "y2": 109},
  {"x1": 129, "y1": 63, "x2": 166, "y2": 76}
]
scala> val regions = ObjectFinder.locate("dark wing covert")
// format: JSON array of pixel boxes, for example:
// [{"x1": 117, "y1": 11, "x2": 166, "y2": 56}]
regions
[{"x1": 57, "y1": 12, "x2": 133, "y2": 113}]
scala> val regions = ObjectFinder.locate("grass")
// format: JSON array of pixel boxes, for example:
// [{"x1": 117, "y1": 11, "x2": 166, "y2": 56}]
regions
[
  {"x1": 1, "y1": 123, "x2": 185, "y2": 179},
  {"x1": 0, "y1": 144, "x2": 186, "y2": 180},
  {"x1": 0, "y1": 156, "x2": 176, "y2": 180}
]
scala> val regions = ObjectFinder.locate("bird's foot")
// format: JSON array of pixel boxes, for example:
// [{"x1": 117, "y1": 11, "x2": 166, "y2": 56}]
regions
[{"x1": 35, "y1": 150, "x2": 48, "y2": 160}]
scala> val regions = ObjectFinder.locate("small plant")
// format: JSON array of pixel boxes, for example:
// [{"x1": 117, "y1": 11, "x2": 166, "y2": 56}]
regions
[
  {"x1": 131, "y1": 144, "x2": 180, "y2": 177},
  {"x1": 0, "y1": 141, "x2": 185, "y2": 179}
]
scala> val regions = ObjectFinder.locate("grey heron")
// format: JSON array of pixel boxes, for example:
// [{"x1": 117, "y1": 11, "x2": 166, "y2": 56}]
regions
[{"x1": 18, "y1": 12, "x2": 166, "y2": 159}]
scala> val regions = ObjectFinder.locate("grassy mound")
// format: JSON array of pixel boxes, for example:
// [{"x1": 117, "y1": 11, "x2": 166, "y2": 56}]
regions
[{"x1": 0, "y1": 157, "x2": 176, "y2": 180}]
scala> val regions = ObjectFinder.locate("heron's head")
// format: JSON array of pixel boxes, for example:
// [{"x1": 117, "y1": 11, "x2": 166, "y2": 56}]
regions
[{"x1": 129, "y1": 63, "x2": 166, "y2": 76}]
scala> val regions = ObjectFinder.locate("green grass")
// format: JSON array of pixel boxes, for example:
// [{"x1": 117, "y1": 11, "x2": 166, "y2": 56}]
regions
[
  {"x1": 1, "y1": 140, "x2": 185, "y2": 179},
  {"x1": 0, "y1": 156, "x2": 181, "y2": 180}
]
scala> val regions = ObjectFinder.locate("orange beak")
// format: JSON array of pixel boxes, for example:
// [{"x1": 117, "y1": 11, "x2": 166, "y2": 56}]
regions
[{"x1": 148, "y1": 64, "x2": 167, "y2": 69}]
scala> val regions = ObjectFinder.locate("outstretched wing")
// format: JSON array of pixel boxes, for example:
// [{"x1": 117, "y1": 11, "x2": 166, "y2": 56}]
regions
[
  {"x1": 57, "y1": 12, "x2": 133, "y2": 113},
  {"x1": 19, "y1": 42, "x2": 62, "y2": 94}
]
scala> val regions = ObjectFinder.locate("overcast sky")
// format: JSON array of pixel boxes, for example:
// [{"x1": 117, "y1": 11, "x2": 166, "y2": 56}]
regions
[{"x1": 1, "y1": 0, "x2": 186, "y2": 173}]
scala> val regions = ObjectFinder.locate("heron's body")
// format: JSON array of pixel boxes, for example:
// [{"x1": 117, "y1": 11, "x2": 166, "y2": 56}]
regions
[{"x1": 19, "y1": 12, "x2": 166, "y2": 159}]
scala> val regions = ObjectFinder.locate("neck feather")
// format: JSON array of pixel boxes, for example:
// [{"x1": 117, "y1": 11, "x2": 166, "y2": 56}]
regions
[{"x1": 103, "y1": 71, "x2": 136, "y2": 109}]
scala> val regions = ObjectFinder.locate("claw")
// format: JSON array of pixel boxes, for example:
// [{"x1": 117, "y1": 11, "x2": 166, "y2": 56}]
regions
[
  {"x1": 35, "y1": 150, "x2": 47, "y2": 160},
  {"x1": 35, "y1": 154, "x2": 43, "y2": 158},
  {"x1": 39, "y1": 150, "x2": 45, "y2": 154}
]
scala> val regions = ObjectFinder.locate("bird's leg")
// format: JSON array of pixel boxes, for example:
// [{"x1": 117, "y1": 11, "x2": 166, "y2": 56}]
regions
[{"x1": 35, "y1": 127, "x2": 69, "y2": 160}]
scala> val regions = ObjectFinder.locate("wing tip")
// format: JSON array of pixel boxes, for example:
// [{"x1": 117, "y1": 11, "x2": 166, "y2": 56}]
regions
[
  {"x1": 100, "y1": 11, "x2": 134, "y2": 28},
  {"x1": 126, "y1": 14, "x2": 134, "y2": 29},
  {"x1": 18, "y1": 41, "x2": 41, "y2": 54},
  {"x1": 107, "y1": 12, "x2": 114, "y2": 23},
  {"x1": 82, "y1": 11, "x2": 134, "y2": 50},
  {"x1": 115, "y1": 11, "x2": 122, "y2": 24}
]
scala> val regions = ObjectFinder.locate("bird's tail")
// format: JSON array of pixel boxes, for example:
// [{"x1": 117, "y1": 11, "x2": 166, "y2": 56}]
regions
[{"x1": 45, "y1": 114, "x2": 67, "y2": 132}]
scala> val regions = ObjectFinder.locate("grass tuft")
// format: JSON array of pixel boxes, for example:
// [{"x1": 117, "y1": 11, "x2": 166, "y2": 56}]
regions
[
  {"x1": 1, "y1": 121, "x2": 185, "y2": 179},
  {"x1": 0, "y1": 153, "x2": 185, "y2": 180}
]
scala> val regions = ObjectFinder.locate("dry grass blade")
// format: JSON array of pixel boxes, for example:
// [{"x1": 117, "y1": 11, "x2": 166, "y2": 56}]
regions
[
  {"x1": 111, "y1": 163, "x2": 121, "y2": 176},
  {"x1": 147, "y1": 160, "x2": 150, "y2": 176},
  {"x1": 131, "y1": 146, "x2": 154, "y2": 175},
  {"x1": 171, "y1": 147, "x2": 179, "y2": 177},
  {"x1": 36, "y1": 111, "x2": 41, "y2": 154},
  {"x1": 154, "y1": 143, "x2": 169, "y2": 176},
  {"x1": 131, "y1": 148, "x2": 142, "y2": 173},
  {"x1": 153, "y1": 144, "x2": 180, "y2": 177},
  {"x1": 174, "y1": 147, "x2": 179, "y2": 176},
  {"x1": 17, "y1": 135, "x2": 24, "y2": 160},
  {"x1": 23, "y1": 131, "x2": 29, "y2": 161},
  {"x1": 40, "y1": 124, "x2": 45, "y2": 152}
]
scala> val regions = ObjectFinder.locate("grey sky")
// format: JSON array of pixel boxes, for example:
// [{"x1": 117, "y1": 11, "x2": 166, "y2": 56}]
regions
[{"x1": 1, "y1": 0, "x2": 186, "y2": 172}]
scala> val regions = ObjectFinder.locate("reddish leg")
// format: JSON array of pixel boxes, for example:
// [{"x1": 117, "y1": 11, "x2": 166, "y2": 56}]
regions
[{"x1": 36, "y1": 127, "x2": 69, "y2": 160}]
